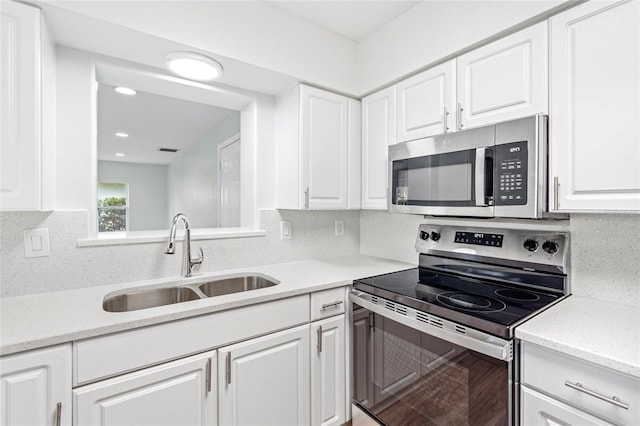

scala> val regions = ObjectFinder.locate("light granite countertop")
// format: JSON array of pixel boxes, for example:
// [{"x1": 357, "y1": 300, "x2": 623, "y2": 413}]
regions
[
  {"x1": 516, "y1": 295, "x2": 640, "y2": 378},
  {"x1": 0, "y1": 255, "x2": 414, "y2": 356}
]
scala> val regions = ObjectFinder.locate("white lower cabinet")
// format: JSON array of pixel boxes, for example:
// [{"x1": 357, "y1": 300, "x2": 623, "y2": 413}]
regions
[
  {"x1": 218, "y1": 324, "x2": 311, "y2": 426},
  {"x1": 0, "y1": 344, "x2": 72, "y2": 426},
  {"x1": 311, "y1": 315, "x2": 346, "y2": 426},
  {"x1": 521, "y1": 386, "x2": 615, "y2": 426},
  {"x1": 73, "y1": 350, "x2": 217, "y2": 426}
]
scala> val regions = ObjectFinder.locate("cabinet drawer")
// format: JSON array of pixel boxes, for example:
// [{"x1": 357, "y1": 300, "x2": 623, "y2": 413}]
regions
[
  {"x1": 74, "y1": 295, "x2": 309, "y2": 385},
  {"x1": 311, "y1": 287, "x2": 346, "y2": 321},
  {"x1": 521, "y1": 343, "x2": 639, "y2": 425},
  {"x1": 521, "y1": 386, "x2": 614, "y2": 426}
]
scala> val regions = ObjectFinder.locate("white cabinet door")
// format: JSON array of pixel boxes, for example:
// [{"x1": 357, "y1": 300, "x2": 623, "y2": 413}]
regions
[
  {"x1": 457, "y1": 22, "x2": 548, "y2": 130},
  {"x1": 0, "y1": 344, "x2": 72, "y2": 426},
  {"x1": 218, "y1": 324, "x2": 310, "y2": 426},
  {"x1": 276, "y1": 84, "x2": 360, "y2": 210},
  {"x1": 74, "y1": 350, "x2": 216, "y2": 426},
  {"x1": 0, "y1": 1, "x2": 54, "y2": 211},
  {"x1": 361, "y1": 86, "x2": 396, "y2": 209},
  {"x1": 301, "y1": 85, "x2": 350, "y2": 209},
  {"x1": 311, "y1": 315, "x2": 346, "y2": 426},
  {"x1": 521, "y1": 386, "x2": 615, "y2": 426},
  {"x1": 549, "y1": 0, "x2": 640, "y2": 211},
  {"x1": 396, "y1": 60, "x2": 456, "y2": 142}
]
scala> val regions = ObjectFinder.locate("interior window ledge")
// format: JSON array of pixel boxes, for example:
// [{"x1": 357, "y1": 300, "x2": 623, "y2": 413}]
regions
[{"x1": 77, "y1": 228, "x2": 267, "y2": 247}]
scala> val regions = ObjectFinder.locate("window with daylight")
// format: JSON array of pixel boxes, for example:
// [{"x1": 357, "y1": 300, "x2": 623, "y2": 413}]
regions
[{"x1": 97, "y1": 182, "x2": 129, "y2": 232}]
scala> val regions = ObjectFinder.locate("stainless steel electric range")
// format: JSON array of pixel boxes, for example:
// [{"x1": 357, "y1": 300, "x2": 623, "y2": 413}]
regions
[{"x1": 350, "y1": 224, "x2": 569, "y2": 426}]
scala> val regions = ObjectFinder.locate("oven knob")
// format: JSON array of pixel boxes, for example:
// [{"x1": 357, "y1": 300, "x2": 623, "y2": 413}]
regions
[
  {"x1": 523, "y1": 239, "x2": 539, "y2": 252},
  {"x1": 543, "y1": 240, "x2": 559, "y2": 254},
  {"x1": 430, "y1": 231, "x2": 441, "y2": 241},
  {"x1": 419, "y1": 231, "x2": 430, "y2": 241}
]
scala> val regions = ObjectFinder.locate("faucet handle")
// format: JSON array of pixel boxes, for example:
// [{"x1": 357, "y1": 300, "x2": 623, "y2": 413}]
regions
[{"x1": 191, "y1": 247, "x2": 204, "y2": 266}]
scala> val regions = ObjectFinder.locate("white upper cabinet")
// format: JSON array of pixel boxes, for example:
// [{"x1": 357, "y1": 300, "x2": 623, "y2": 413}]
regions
[
  {"x1": 549, "y1": 0, "x2": 640, "y2": 212},
  {"x1": 457, "y1": 22, "x2": 548, "y2": 130},
  {"x1": 276, "y1": 84, "x2": 361, "y2": 210},
  {"x1": 361, "y1": 86, "x2": 396, "y2": 209},
  {"x1": 0, "y1": 1, "x2": 55, "y2": 211},
  {"x1": 396, "y1": 60, "x2": 456, "y2": 142},
  {"x1": 0, "y1": 344, "x2": 72, "y2": 426}
]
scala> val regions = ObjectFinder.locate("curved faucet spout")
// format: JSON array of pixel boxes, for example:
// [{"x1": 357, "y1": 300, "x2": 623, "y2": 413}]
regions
[{"x1": 165, "y1": 213, "x2": 203, "y2": 277}]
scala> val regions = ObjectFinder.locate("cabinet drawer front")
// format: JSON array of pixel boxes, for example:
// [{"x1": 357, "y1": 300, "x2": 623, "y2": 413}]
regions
[
  {"x1": 521, "y1": 386, "x2": 615, "y2": 426},
  {"x1": 311, "y1": 287, "x2": 346, "y2": 321},
  {"x1": 74, "y1": 295, "x2": 309, "y2": 385},
  {"x1": 522, "y1": 343, "x2": 639, "y2": 425}
]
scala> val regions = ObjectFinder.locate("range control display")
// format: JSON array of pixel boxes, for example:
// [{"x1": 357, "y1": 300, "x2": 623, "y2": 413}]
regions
[{"x1": 455, "y1": 231, "x2": 504, "y2": 247}]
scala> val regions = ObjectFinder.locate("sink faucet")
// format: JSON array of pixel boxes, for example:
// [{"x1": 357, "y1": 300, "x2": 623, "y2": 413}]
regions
[{"x1": 165, "y1": 213, "x2": 203, "y2": 277}]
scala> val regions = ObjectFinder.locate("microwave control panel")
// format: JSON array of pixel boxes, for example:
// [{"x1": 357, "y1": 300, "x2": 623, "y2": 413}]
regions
[{"x1": 494, "y1": 141, "x2": 528, "y2": 205}]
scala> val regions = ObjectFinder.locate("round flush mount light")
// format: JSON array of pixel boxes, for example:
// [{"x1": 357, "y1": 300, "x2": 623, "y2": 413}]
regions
[
  {"x1": 114, "y1": 86, "x2": 137, "y2": 95},
  {"x1": 165, "y1": 52, "x2": 223, "y2": 81},
  {"x1": 115, "y1": 132, "x2": 129, "y2": 138}
]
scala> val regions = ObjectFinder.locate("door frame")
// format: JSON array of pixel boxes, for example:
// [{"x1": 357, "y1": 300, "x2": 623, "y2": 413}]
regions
[{"x1": 217, "y1": 133, "x2": 241, "y2": 227}]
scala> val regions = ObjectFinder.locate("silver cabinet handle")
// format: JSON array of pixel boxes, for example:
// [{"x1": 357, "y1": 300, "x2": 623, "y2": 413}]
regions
[
  {"x1": 443, "y1": 106, "x2": 450, "y2": 133},
  {"x1": 321, "y1": 300, "x2": 343, "y2": 310},
  {"x1": 564, "y1": 381, "x2": 629, "y2": 410},
  {"x1": 317, "y1": 326, "x2": 323, "y2": 353},
  {"x1": 225, "y1": 352, "x2": 231, "y2": 385},
  {"x1": 457, "y1": 102, "x2": 464, "y2": 130},
  {"x1": 304, "y1": 187, "x2": 310, "y2": 209},
  {"x1": 205, "y1": 358, "x2": 212, "y2": 393},
  {"x1": 553, "y1": 176, "x2": 559, "y2": 210},
  {"x1": 55, "y1": 402, "x2": 62, "y2": 426}
]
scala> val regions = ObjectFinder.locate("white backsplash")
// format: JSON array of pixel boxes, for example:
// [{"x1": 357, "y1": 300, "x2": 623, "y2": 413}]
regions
[
  {"x1": 360, "y1": 210, "x2": 640, "y2": 307},
  {"x1": 0, "y1": 209, "x2": 360, "y2": 297}
]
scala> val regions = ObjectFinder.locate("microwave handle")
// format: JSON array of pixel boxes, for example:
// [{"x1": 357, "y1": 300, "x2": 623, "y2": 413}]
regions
[{"x1": 475, "y1": 147, "x2": 488, "y2": 206}]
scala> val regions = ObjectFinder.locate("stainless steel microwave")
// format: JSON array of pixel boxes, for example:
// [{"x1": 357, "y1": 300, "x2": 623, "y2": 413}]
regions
[{"x1": 389, "y1": 115, "x2": 552, "y2": 218}]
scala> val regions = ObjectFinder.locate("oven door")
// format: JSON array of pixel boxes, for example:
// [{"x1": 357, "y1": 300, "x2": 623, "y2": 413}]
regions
[
  {"x1": 388, "y1": 125, "x2": 495, "y2": 217},
  {"x1": 351, "y1": 291, "x2": 515, "y2": 426}
]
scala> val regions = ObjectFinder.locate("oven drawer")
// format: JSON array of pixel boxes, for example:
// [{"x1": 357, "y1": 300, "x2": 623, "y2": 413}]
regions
[
  {"x1": 311, "y1": 287, "x2": 345, "y2": 321},
  {"x1": 521, "y1": 342, "x2": 639, "y2": 425}
]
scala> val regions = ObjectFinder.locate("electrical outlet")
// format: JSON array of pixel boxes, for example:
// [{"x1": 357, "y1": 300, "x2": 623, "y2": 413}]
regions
[
  {"x1": 335, "y1": 220, "x2": 345, "y2": 237},
  {"x1": 280, "y1": 221, "x2": 292, "y2": 240}
]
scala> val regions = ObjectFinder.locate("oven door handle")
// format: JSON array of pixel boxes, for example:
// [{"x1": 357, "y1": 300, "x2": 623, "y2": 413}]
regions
[
  {"x1": 475, "y1": 147, "x2": 488, "y2": 206},
  {"x1": 349, "y1": 291, "x2": 513, "y2": 362}
]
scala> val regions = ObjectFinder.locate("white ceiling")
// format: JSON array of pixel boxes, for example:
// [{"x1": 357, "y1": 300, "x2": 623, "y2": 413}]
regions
[
  {"x1": 267, "y1": 1, "x2": 421, "y2": 42},
  {"x1": 97, "y1": 83, "x2": 237, "y2": 165}
]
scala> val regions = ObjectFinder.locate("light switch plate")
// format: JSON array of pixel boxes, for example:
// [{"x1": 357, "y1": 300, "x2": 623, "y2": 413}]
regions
[
  {"x1": 335, "y1": 220, "x2": 345, "y2": 237},
  {"x1": 24, "y1": 228, "x2": 50, "y2": 258},
  {"x1": 280, "y1": 221, "x2": 292, "y2": 240}
]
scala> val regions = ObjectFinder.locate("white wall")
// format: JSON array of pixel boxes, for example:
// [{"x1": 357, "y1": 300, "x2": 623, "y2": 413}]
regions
[
  {"x1": 356, "y1": 0, "x2": 565, "y2": 94},
  {"x1": 167, "y1": 113, "x2": 240, "y2": 228},
  {"x1": 40, "y1": 1, "x2": 359, "y2": 95},
  {"x1": 98, "y1": 161, "x2": 168, "y2": 231}
]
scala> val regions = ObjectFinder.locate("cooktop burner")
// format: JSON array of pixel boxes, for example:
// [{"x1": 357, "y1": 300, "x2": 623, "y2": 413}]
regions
[{"x1": 436, "y1": 292, "x2": 506, "y2": 312}]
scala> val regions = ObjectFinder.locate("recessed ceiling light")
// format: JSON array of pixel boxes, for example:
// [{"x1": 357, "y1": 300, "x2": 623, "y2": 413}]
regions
[
  {"x1": 115, "y1": 132, "x2": 129, "y2": 138},
  {"x1": 165, "y1": 52, "x2": 223, "y2": 81},
  {"x1": 114, "y1": 86, "x2": 137, "y2": 95},
  {"x1": 115, "y1": 153, "x2": 125, "y2": 157}
]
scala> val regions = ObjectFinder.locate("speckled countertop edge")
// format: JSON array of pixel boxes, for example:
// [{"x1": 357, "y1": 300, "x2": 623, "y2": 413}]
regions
[
  {"x1": 0, "y1": 255, "x2": 415, "y2": 356},
  {"x1": 515, "y1": 295, "x2": 640, "y2": 378}
]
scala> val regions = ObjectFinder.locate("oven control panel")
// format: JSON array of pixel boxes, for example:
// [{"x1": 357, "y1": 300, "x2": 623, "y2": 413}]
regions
[
  {"x1": 415, "y1": 224, "x2": 569, "y2": 273},
  {"x1": 454, "y1": 231, "x2": 503, "y2": 247}
]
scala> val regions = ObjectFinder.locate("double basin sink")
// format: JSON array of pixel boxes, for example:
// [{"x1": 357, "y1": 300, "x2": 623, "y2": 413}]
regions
[{"x1": 103, "y1": 274, "x2": 279, "y2": 313}]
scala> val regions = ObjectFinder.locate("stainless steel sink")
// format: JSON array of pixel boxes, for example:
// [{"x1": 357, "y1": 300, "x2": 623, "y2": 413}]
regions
[
  {"x1": 199, "y1": 275, "x2": 278, "y2": 297},
  {"x1": 103, "y1": 286, "x2": 201, "y2": 312},
  {"x1": 103, "y1": 274, "x2": 279, "y2": 312}
]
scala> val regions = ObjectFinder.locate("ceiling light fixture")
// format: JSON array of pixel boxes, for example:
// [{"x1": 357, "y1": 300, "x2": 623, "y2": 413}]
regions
[
  {"x1": 115, "y1": 132, "x2": 129, "y2": 138},
  {"x1": 165, "y1": 52, "x2": 223, "y2": 81},
  {"x1": 114, "y1": 86, "x2": 137, "y2": 95},
  {"x1": 115, "y1": 153, "x2": 125, "y2": 157}
]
